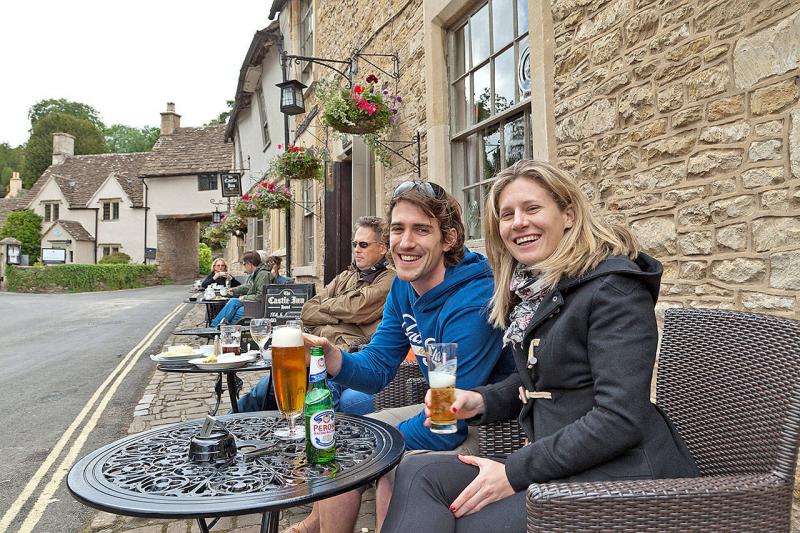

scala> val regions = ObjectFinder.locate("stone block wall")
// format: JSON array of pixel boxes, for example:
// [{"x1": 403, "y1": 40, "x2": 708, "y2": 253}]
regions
[
  {"x1": 156, "y1": 220, "x2": 200, "y2": 282},
  {"x1": 551, "y1": 0, "x2": 800, "y2": 319}
]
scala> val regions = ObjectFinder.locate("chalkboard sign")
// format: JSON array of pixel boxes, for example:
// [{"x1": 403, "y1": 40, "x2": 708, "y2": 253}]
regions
[
  {"x1": 144, "y1": 247, "x2": 157, "y2": 260},
  {"x1": 264, "y1": 283, "x2": 316, "y2": 324},
  {"x1": 220, "y1": 172, "x2": 242, "y2": 197}
]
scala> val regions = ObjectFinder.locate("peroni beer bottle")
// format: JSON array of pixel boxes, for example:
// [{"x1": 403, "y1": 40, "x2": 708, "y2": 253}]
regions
[{"x1": 304, "y1": 346, "x2": 335, "y2": 463}]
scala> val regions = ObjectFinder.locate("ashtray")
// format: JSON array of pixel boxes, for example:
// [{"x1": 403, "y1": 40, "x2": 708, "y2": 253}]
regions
[{"x1": 188, "y1": 428, "x2": 237, "y2": 466}]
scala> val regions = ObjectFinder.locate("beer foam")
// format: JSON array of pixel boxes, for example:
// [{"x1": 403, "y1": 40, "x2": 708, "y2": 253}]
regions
[
  {"x1": 272, "y1": 326, "x2": 304, "y2": 347},
  {"x1": 429, "y1": 371, "x2": 455, "y2": 388}
]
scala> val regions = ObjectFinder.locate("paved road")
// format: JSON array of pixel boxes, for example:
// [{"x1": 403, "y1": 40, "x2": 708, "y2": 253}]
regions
[{"x1": 0, "y1": 285, "x2": 191, "y2": 533}]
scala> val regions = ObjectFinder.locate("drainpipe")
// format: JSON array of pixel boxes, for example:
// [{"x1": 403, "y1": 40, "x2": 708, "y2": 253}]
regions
[
  {"x1": 93, "y1": 208, "x2": 99, "y2": 264},
  {"x1": 142, "y1": 178, "x2": 149, "y2": 264}
]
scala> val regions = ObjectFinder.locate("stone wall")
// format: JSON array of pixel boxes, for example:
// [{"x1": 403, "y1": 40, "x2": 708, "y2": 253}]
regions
[
  {"x1": 551, "y1": 0, "x2": 800, "y2": 319},
  {"x1": 156, "y1": 219, "x2": 200, "y2": 282}
]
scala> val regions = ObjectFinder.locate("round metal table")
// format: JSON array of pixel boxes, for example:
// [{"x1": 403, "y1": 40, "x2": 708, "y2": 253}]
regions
[
  {"x1": 157, "y1": 360, "x2": 272, "y2": 414},
  {"x1": 68, "y1": 413, "x2": 405, "y2": 533},
  {"x1": 183, "y1": 298, "x2": 230, "y2": 327}
]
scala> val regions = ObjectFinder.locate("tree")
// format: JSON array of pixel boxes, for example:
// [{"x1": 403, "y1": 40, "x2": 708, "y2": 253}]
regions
[
  {"x1": 0, "y1": 143, "x2": 25, "y2": 196},
  {"x1": 28, "y1": 98, "x2": 105, "y2": 132},
  {"x1": 0, "y1": 209, "x2": 43, "y2": 261},
  {"x1": 22, "y1": 112, "x2": 106, "y2": 187},
  {"x1": 104, "y1": 124, "x2": 160, "y2": 153},
  {"x1": 206, "y1": 100, "x2": 235, "y2": 125}
]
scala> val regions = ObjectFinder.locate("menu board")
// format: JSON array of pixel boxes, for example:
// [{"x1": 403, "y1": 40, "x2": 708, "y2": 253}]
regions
[{"x1": 264, "y1": 284, "x2": 316, "y2": 324}]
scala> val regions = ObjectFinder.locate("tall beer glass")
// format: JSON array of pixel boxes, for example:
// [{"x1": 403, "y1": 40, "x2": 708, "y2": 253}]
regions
[
  {"x1": 272, "y1": 319, "x2": 306, "y2": 440},
  {"x1": 426, "y1": 343, "x2": 458, "y2": 434}
]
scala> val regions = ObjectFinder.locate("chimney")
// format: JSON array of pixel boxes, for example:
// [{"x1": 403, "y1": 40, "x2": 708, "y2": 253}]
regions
[
  {"x1": 160, "y1": 102, "x2": 181, "y2": 135},
  {"x1": 52, "y1": 132, "x2": 75, "y2": 165},
  {"x1": 8, "y1": 172, "x2": 22, "y2": 197}
]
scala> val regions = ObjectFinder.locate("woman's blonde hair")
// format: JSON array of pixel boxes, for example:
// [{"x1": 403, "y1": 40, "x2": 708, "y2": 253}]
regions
[
  {"x1": 484, "y1": 160, "x2": 640, "y2": 328},
  {"x1": 212, "y1": 258, "x2": 228, "y2": 270}
]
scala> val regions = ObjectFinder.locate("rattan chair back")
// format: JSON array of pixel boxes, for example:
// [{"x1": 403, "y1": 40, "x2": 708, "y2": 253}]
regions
[{"x1": 656, "y1": 308, "x2": 800, "y2": 479}]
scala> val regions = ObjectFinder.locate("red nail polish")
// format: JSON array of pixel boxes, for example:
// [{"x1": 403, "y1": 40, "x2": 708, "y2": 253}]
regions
[
  {"x1": 449, "y1": 505, "x2": 455, "y2": 512},
  {"x1": 452, "y1": 407, "x2": 458, "y2": 413}
]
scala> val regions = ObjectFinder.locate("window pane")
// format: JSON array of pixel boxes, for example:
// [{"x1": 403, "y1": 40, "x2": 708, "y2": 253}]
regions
[
  {"x1": 113, "y1": 202, "x2": 119, "y2": 219},
  {"x1": 494, "y1": 47, "x2": 516, "y2": 113},
  {"x1": 470, "y1": 5, "x2": 490, "y2": 65},
  {"x1": 103, "y1": 203, "x2": 110, "y2": 220},
  {"x1": 483, "y1": 125, "x2": 501, "y2": 180},
  {"x1": 44, "y1": 204, "x2": 50, "y2": 221},
  {"x1": 465, "y1": 133, "x2": 480, "y2": 187},
  {"x1": 54, "y1": 204, "x2": 59, "y2": 220},
  {"x1": 492, "y1": 0, "x2": 513, "y2": 51},
  {"x1": 517, "y1": 0, "x2": 528, "y2": 37},
  {"x1": 472, "y1": 63, "x2": 491, "y2": 124},
  {"x1": 464, "y1": 185, "x2": 482, "y2": 240},
  {"x1": 453, "y1": 24, "x2": 468, "y2": 77},
  {"x1": 519, "y1": 41, "x2": 531, "y2": 99},
  {"x1": 452, "y1": 78, "x2": 467, "y2": 132},
  {"x1": 504, "y1": 114, "x2": 525, "y2": 167}
]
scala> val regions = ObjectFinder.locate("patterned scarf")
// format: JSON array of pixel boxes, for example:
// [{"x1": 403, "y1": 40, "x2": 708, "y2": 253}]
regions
[
  {"x1": 503, "y1": 264, "x2": 550, "y2": 347},
  {"x1": 355, "y1": 257, "x2": 388, "y2": 283}
]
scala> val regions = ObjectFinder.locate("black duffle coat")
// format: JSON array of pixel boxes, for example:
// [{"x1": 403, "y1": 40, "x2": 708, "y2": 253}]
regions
[{"x1": 471, "y1": 253, "x2": 700, "y2": 491}]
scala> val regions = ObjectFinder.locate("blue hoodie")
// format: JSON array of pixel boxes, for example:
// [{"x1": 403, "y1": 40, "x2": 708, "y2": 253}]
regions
[{"x1": 334, "y1": 249, "x2": 514, "y2": 450}]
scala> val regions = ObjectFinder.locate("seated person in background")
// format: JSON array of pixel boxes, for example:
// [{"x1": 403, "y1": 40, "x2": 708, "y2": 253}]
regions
[
  {"x1": 283, "y1": 182, "x2": 514, "y2": 533},
  {"x1": 267, "y1": 255, "x2": 291, "y2": 284},
  {"x1": 201, "y1": 258, "x2": 242, "y2": 289},
  {"x1": 381, "y1": 160, "x2": 699, "y2": 533},
  {"x1": 210, "y1": 251, "x2": 274, "y2": 327},
  {"x1": 237, "y1": 216, "x2": 395, "y2": 415}
]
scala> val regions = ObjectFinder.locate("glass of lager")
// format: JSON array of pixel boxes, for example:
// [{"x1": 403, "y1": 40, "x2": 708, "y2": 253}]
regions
[
  {"x1": 272, "y1": 319, "x2": 306, "y2": 440},
  {"x1": 426, "y1": 343, "x2": 458, "y2": 434}
]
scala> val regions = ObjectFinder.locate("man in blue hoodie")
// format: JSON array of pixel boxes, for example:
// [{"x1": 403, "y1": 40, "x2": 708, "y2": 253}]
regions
[{"x1": 289, "y1": 181, "x2": 513, "y2": 533}]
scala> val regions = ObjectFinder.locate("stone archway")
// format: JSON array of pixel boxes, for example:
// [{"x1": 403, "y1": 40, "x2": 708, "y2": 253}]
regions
[{"x1": 156, "y1": 214, "x2": 208, "y2": 282}]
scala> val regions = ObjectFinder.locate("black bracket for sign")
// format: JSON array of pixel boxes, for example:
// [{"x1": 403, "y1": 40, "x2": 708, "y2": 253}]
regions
[{"x1": 374, "y1": 131, "x2": 421, "y2": 178}]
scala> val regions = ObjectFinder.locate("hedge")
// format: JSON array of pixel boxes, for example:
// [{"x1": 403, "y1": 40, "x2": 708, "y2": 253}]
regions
[{"x1": 6, "y1": 264, "x2": 160, "y2": 293}]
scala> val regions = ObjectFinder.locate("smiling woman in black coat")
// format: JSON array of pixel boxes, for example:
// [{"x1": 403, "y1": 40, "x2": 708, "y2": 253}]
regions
[{"x1": 382, "y1": 160, "x2": 699, "y2": 533}]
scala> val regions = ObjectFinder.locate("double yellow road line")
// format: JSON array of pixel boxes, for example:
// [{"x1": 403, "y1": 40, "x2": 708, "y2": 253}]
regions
[{"x1": 0, "y1": 303, "x2": 186, "y2": 533}]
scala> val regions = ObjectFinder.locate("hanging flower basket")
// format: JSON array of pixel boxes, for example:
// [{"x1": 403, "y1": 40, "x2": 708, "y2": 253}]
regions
[
  {"x1": 233, "y1": 196, "x2": 262, "y2": 218},
  {"x1": 253, "y1": 181, "x2": 293, "y2": 210},
  {"x1": 221, "y1": 213, "x2": 247, "y2": 235},
  {"x1": 269, "y1": 145, "x2": 323, "y2": 181},
  {"x1": 202, "y1": 224, "x2": 229, "y2": 249},
  {"x1": 316, "y1": 74, "x2": 402, "y2": 165}
]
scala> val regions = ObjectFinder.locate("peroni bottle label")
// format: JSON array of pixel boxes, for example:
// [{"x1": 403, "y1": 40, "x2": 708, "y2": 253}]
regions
[{"x1": 308, "y1": 409, "x2": 335, "y2": 449}]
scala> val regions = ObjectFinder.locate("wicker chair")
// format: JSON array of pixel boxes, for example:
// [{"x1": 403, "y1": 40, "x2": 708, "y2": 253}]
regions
[
  {"x1": 373, "y1": 360, "x2": 426, "y2": 411},
  {"x1": 482, "y1": 308, "x2": 799, "y2": 532}
]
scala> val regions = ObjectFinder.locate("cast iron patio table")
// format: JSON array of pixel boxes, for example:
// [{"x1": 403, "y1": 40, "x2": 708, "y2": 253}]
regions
[
  {"x1": 184, "y1": 298, "x2": 230, "y2": 326},
  {"x1": 173, "y1": 327, "x2": 221, "y2": 340},
  {"x1": 157, "y1": 360, "x2": 272, "y2": 415},
  {"x1": 67, "y1": 413, "x2": 405, "y2": 533}
]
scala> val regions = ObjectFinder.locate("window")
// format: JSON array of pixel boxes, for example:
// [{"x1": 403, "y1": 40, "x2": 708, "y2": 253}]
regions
[
  {"x1": 102, "y1": 200, "x2": 120, "y2": 221},
  {"x1": 43, "y1": 202, "x2": 60, "y2": 222},
  {"x1": 101, "y1": 245, "x2": 120, "y2": 257},
  {"x1": 302, "y1": 180, "x2": 315, "y2": 264},
  {"x1": 449, "y1": 0, "x2": 531, "y2": 240},
  {"x1": 257, "y1": 87, "x2": 271, "y2": 148},
  {"x1": 255, "y1": 216, "x2": 265, "y2": 250},
  {"x1": 299, "y1": 0, "x2": 314, "y2": 77},
  {"x1": 198, "y1": 174, "x2": 218, "y2": 191},
  {"x1": 69, "y1": 250, "x2": 74, "y2": 263}
]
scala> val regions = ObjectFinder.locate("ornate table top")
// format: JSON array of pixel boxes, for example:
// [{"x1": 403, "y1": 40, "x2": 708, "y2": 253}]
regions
[{"x1": 68, "y1": 413, "x2": 404, "y2": 519}]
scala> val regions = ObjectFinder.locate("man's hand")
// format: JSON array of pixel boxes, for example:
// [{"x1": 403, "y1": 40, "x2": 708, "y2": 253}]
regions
[
  {"x1": 450, "y1": 456, "x2": 514, "y2": 517},
  {"x1": 302, "y1": 333, "x2": 343, "y2": 376},
  {"x1": 422, "y1": 389, "x2": 485, "y2": 426}
]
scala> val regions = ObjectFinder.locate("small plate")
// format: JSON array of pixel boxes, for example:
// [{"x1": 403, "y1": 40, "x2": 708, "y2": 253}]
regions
[{"x1": 189, "y1": 353, "x2": 256, "y2": 370}]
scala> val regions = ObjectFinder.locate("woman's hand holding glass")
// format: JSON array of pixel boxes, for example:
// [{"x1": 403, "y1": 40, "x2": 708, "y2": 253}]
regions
[{"x1": 422, "y1": 388, "x2": 485, "y2": 426}]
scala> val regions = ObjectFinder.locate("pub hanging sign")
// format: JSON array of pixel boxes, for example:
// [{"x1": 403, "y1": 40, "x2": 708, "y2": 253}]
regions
[{"x1": 220, "y1": 172, "x2": 243, "y2": 198}]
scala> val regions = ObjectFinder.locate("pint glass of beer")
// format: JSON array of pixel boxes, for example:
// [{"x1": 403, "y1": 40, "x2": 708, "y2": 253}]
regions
[
  {"x1": 272, "y1": 319, "x2": 306, "y2": 440},
  {"x1": 426, "y1": 343, "x2": 458, "y2": 434}
]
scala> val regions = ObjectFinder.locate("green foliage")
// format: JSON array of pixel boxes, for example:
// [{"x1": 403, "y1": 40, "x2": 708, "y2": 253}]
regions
[
  {"x1": 28, "y1": 98, "x2": 105, "y2": 131},
  {"x1": 6, "y1": 263, "x2": 159, "y2": 293},
  {"x1": 98, "y1": 251, "x2": 131, "y2": 264},
  {"x1": 0, "y1": 143, "x2": 25, "y2": 196},
  {"x1": 104, "y1": 124, "x2": 160, "y2": 153},
  {"x1": 206, "y1": 100, "x2": 235, "y2": 126},
  {"x1": 23, "y1": 112, "x2": 106, "y2": 186},
  {"x1": 202, "y1": 224, "x2": 229, "y2": 249},
  {"x1": 0, "y1": 209, "x2": 42, "y2": 261},
  {"x1": 270, "y1": 145, "x2": 323, "y2": 181},
  {"x1": 198, "y1": 243, "x2": 212, "y2": 274}
]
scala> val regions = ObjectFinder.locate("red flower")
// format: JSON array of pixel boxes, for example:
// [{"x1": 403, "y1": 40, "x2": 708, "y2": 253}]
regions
[
  {"x1": 241, "y1": 194, "x2": 252, "y2": 200},
  {"x1": 261, "y1": 182, "x2": 268, "y2": 187},
  {"x1": 354, "y1": 85, "x2": 365, "y2": 94},
  {"x1": 277, "y1": 144, "x2": 282, "y2": 150},
  {"x1": 293, "y1": 146, "x2": 300, "y2": 152},
  {"x1": 366, "y1": 74, "x2": 378, "y2": 84},
  {"x1": 267, "y1": 183, "x2": 276, "y2": 192}
]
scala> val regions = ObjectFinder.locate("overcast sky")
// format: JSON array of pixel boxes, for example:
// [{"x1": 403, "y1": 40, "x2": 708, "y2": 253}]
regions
[{"x1": 0, "y1": 1, "x2": 269, "y2": 147}]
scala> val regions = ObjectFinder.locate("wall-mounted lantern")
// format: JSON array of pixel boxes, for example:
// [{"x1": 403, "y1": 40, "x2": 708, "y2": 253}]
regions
[{"x1": 277, "y1": 79, "x2": 308, "y2": 116}]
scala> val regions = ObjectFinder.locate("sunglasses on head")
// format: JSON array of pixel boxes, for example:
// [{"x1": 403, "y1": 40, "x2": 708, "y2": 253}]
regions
[
  {"x1": 392, "y1": 180, "x2": 446, "y2": 200},
  {"x1": 352, "y1": 241, "x2": 376, "y2": 249}
]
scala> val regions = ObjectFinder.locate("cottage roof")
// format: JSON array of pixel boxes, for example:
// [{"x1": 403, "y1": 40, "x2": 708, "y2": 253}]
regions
[
  {"x1": 45, "y1": 220, "x2": 94, "y2": 241},
  {"x1": 0, "y1": 195, "x2": 28, "y2": 226},
  {"x1": 139, "y1": 125, "x2": 232, "y2": 178},
  {"x1": 37, "y1": 152, "x2": 149, "y2": 208}
]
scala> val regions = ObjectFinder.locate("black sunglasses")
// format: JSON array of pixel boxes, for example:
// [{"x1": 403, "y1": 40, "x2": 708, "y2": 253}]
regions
[
  {"x1": 352, "y1": 241, "x2": 376, "y2": 249},
  {"x1": 392, "y1": 180, "x2": 446, "y2": 200}
]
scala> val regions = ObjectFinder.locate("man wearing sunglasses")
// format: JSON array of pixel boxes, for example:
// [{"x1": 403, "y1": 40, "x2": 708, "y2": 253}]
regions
[
  {"x1": 291, "y1": 181, "x2": 513, "y2": 533},
  {"x1": 236, "y1": 217, "x2": 395, "y2": 414}
]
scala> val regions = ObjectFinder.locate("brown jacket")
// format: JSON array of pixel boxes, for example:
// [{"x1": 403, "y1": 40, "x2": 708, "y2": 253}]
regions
[{"x1": 301, "y1": 264, "x2": 395, "y2": 350}]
